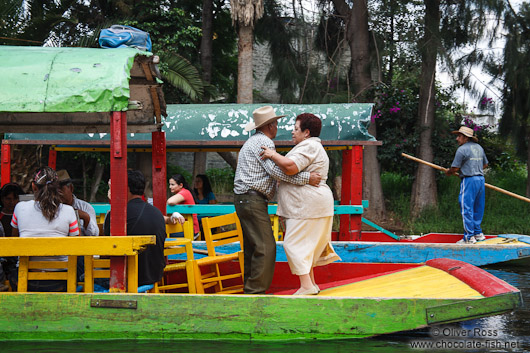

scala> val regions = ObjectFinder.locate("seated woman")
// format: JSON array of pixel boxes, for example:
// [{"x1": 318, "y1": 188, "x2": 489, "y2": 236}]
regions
[
  {"x1": 193, "y1": 174, "x2": 217, "y2": 205},
  {"x1": 261, "y1": 113, "x2": 340, "y2": 295},
  {"x1": 165, "y1": 174, "x2": 200, "y2": 239},
  {"x1": 11, "y1": 167, "x2": 80, "y2": 292},
  {"x1": 193, "y1": 174, "x2": 217, "y2": 234}
]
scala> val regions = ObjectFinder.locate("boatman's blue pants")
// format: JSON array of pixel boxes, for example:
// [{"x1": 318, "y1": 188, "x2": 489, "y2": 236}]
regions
[{"x1": 458, "y1": 175, "x2": 486, "y2": 240}]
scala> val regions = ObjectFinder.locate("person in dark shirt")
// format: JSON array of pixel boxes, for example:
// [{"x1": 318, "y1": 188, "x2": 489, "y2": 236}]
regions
[
  {"x1": 104, "y1": 170, "x2": 166, "y2": 286},
  {"x1": 0, "y1": 182, "x2": 24, "y2": 237},
  {"x1": 0, "y1": 182, "x2": 23, "y2": 291}
]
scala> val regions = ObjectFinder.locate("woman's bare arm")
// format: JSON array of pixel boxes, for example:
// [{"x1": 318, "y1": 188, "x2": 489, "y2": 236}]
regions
[{"x1": 167, "y1": 193, "x2": 185, "y2": 205}]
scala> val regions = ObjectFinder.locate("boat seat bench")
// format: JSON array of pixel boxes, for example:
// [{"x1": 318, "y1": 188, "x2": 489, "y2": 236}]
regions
[{"x1": 0, "y1": 236, "x2": 156, "y2": 293}]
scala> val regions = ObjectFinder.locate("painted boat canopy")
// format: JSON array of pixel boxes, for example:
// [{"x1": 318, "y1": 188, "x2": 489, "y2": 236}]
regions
[
  {"x1": 0, "y1": 45, "x2": 165, "y2": 133},
  {"x1": 0, "y1": 46, "x2": 150, "y2": 113},
  {"x1": 4, "y1": 103, "x2": 376, "y2": 147}
]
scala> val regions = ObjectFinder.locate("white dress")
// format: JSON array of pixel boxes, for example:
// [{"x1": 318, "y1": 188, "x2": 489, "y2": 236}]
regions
[{"x1": 276, "y1": 137, "x2": 340, "y2": 275}]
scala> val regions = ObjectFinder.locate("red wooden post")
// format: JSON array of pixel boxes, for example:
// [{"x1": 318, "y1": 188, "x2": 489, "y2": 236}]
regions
[
  {"x1": 338, "y1": 146, "x2": 363, "y2": 241},
  {"x1": 48, "y1": 148, "x2": 57, "y2": 170},
  {"x1": 109, "y1": 111, "x2": 128, "y2": 292},
  {"x1": 152, "y1": 131, "x2": 167, "y2": 215},
  {"x1": 1, "y1": 143, "x2": 11, "y2": 186}
]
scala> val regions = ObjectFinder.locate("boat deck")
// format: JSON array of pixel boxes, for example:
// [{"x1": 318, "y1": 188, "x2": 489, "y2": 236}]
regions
[{"x1": 317, "y1": 266, "x2": 482, "y2": 298}]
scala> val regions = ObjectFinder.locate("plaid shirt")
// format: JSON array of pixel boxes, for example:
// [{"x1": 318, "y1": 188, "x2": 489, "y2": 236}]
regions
[{"x1": 234, "y1": 131, "x2": 310, "y2": 200}]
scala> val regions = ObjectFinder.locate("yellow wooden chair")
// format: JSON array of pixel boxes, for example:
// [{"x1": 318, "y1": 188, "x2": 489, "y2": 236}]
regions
[
  {"x1": 153, "y1": 220, "x2": 196, "y2": 293},
  {"x1": 270, "y1": 214, "x2": 285, "y2": 241},
  {"x1": 18, "y1": 255, "x2": 78, "y2": 293},
  {"x1": 193, "y1": 212, "x2": 244, "y2": 294},
  {"x1": 83, "y1": 256, "x2": 110, "y2": 293}
]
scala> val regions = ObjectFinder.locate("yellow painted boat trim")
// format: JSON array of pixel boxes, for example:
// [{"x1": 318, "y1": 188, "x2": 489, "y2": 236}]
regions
[
  {"x1": 319, "y1": 266, "x2": 484, "y2": 299},
  {"x1": 479, "y1": 237, "x2": 528, "y2": 245}
]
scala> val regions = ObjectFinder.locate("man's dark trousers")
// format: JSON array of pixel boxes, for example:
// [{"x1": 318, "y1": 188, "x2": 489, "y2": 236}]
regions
[{"x1": 234, "y1": 193, "x2": 276, "y2": 294}]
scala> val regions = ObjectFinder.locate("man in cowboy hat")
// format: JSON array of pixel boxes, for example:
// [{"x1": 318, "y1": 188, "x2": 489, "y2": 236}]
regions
[
  {"x1": 445, "y1": 126, "x2": 489, "y2": 244},
  {"x1": 234, "y1": 105, "x2": 321, "y2": 294},
  {"x1": 57, "y1": 169, "x2": 99, "y2": 236}
]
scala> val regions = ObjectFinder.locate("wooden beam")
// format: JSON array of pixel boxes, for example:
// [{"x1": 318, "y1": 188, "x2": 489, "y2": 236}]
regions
[
  {"x1": 0, "y1": 236, "x2": 155, "y2": 256},
  {"x1": 339, "y1": 146, "x2": 363, "y2": 240},
  {"x1": 1, "y1": 143, "x2": 11, "y2": 186},
  {"x1": 152, "y1": 131, "x2": 167, "y2": 214},
  {"x1": 109, "y1": 111, "x2": 128, "y2": 293}
]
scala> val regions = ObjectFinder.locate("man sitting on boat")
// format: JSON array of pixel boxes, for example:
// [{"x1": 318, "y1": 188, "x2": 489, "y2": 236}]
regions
[
  {"x1": 104, "y1": 170, "x2": 166, "y2": 286},
  {"x1": 57, "y1": 170, "x2": 99, "y2": 236}
]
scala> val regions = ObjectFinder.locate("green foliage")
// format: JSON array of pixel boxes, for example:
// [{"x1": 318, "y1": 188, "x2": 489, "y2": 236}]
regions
[
  {"x1": 368, "y1": 0, "x2": 423, "y2": 82},
  {"x1": 167, "y1": 164, "x2": 192, "y2": 185},
  {"x1": 383, "y1": 170, "x2": 530, "y2": 235},
  {"x1": 124, "y1": 6, "x2": 201, "y2": 58},
  {"x1": 159, "y1": 54, "x2": 204, "y2": 103},
  {"x1": 372, "y1": 80, "x2": 459, "y2": 175},
  {"x1": 255, "y1": 0, "x2": 305, "y2": 103},
  {"x1": 206, "y1": 167, "x2": 235, "y2": 194},
  {"x1": 493, "y1": 3, "x2": 530, "y2": 162}
]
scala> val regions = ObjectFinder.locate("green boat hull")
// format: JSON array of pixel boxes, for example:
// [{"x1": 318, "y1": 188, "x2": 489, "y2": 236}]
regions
[{"x1": 0, "y1": 291, "x2": 521, "y2": 341}]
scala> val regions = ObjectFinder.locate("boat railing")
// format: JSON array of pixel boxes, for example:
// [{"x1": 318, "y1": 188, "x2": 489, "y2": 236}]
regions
[
  {"x1": 92, "y1": 201, "x2": 370, "y2": 241},
  {"x1": 0, "y1": 236, "x2": 155, "y2": 293}
]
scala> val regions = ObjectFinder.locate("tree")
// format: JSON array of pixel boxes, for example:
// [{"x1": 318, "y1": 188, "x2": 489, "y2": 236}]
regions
[
  {"x1": 410, "y1": 0, "x2": 510, "y2": 215},
  {"x1": 495, "y1": 2, "x2": 530, "y2": 196},
  {"x1": 410, "y1": 0, "x2": 440, "y2": 216},
  {"x1": 230, "y1": 0, "x2": 264, "y2": 103},
  {"x1": 324, "y1": 0, "x2": 386, "y2": 221}
]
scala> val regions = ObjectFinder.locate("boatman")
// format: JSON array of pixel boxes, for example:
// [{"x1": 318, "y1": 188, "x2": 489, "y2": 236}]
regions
[
  {"x1": 233, "y1": 106, "x2": 321, "y2": 294},
  {"x1": 445, "y1": 126, "x2": 489, "y2": 244}
]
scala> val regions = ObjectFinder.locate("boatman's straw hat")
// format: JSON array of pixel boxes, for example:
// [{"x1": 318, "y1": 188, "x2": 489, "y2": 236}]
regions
[
  {"x1": 452, "y1": 126, "x2": 478, "y2": 142},
  {"x1": 244, "y1": 106, "x2": 286, "y2": 132}
]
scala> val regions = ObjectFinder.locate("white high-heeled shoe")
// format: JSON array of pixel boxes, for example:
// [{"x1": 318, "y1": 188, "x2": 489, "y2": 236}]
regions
[{"x1": 293, "y1": 286, "x2": 319, "y2": 295}]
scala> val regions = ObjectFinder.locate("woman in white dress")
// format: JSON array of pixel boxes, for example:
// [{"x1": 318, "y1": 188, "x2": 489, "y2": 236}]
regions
[{"x1": 261, "y1": 113, "x2": 340, "y2": 295}]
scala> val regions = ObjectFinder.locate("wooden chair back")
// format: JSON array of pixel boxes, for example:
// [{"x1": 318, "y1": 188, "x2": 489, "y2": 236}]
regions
[
  {"x1": 155, "y1": 218, "x2": 196, "y2": 293},
  {"x1": 166, "y1": 219, "x2": 194, "y2": 240},
  {"x1": 18, "y1": 256, "x2": 78, "y2": 293},
  {"x1": 202, "y1": 212, "x2": 244, "y2": 256},
  {"x1": 194, "y1": 213, "x2": 244, "y2": 294}
]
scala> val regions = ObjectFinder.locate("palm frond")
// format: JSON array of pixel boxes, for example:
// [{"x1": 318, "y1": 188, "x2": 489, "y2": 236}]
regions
[{"x1": 160, "y1": 54, "x2": 204, "y2": 102}]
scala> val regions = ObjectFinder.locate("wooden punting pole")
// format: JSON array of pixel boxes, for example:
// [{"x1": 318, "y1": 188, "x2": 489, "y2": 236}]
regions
[{"x1": 402, "y1": 153, "x2": 530, "y2": 203}]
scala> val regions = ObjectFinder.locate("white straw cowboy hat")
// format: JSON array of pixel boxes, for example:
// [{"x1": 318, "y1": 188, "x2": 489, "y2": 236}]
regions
[
  {"x1": 244, "y1": 106, "x2": 286, "y2": 132},
  {"x1": 452, "y1": 126, "x2": 478, "y2": 142}
]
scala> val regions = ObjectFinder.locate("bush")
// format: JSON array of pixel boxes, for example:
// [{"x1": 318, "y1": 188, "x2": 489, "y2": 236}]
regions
[
  {"x1": 383, "y1": 170, "x2": 530, "y2": 235},
  {"x1": 206, "y1": 167, "x2": 235, "y2": 194}
]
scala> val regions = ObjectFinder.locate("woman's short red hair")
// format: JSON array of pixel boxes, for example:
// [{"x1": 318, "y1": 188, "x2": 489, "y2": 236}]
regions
[{"x1": 296, "y1": 113, "x2": 322, "y2": 137}]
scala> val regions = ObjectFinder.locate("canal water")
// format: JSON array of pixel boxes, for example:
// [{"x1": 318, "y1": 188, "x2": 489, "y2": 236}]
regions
[{"x1": 2, "y1": 266, "x2": 529, "y2": 353}]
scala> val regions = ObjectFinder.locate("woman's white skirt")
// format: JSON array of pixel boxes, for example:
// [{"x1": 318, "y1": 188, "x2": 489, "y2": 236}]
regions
[{"x1": 284, "y1": 216, "x2": 341, "y2": 275}]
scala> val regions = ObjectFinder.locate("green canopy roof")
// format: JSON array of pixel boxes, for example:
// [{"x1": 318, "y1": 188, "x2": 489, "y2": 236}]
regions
[
  {"x1": 0, "y1": 45, "x2": 151, "y2": 113},
  {"x1": 5, "y1": 103, "x2": 376, "y2": 147}
]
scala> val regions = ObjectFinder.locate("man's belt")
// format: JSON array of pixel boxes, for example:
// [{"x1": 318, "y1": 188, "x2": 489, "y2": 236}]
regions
[{"x1": 245, "y1": 189, "x2": 268, "y2": 200}]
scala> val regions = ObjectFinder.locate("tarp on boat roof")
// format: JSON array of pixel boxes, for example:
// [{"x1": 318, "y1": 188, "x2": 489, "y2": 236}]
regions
[
  {"x1": 4, "y1": 103, "x2": 376, "y2": 146},
  {"x1": 0, "y1": 46, "x2": 151, "y2": 113}
]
